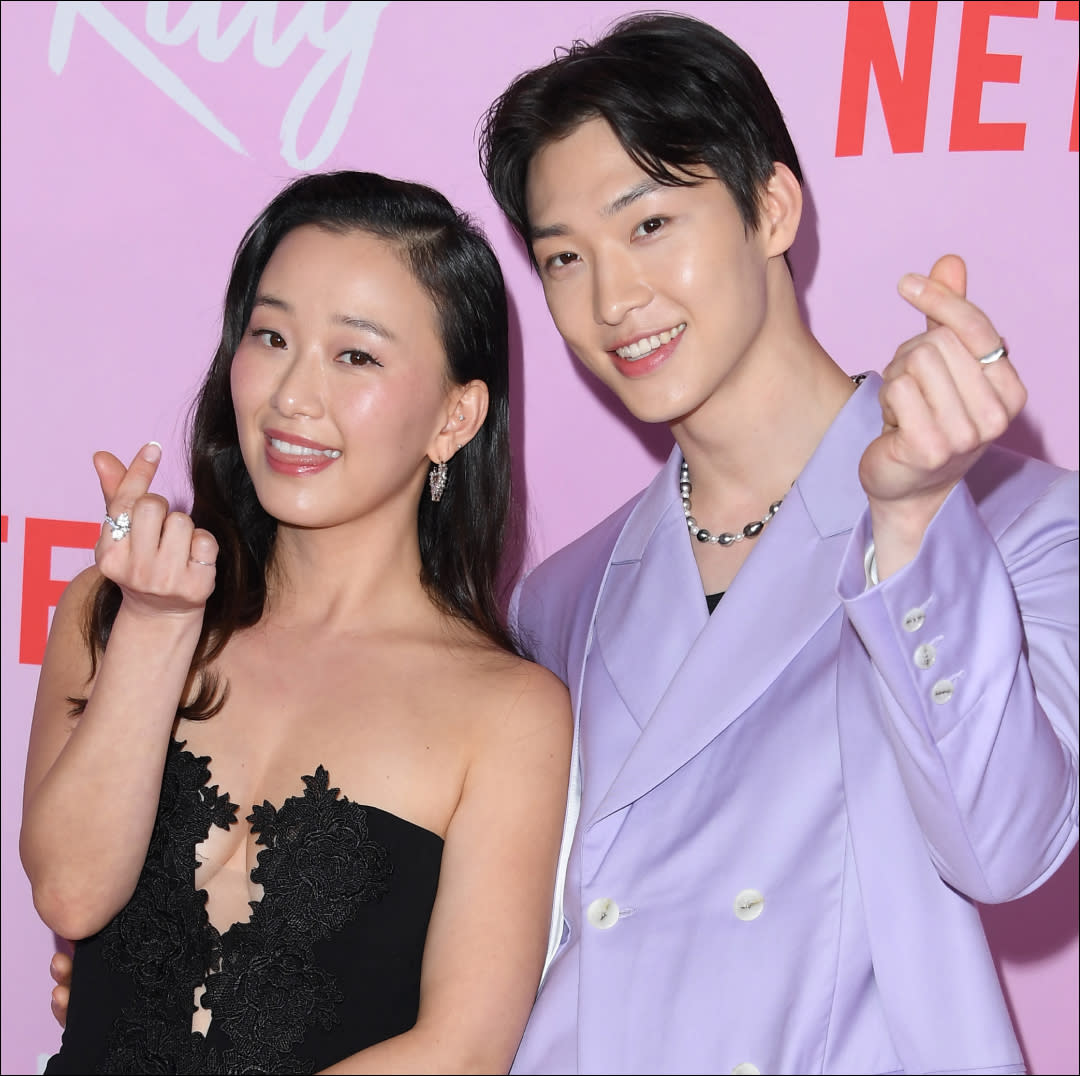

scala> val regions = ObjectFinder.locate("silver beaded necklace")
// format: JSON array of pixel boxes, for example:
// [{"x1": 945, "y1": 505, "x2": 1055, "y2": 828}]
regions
[
  {"x1": 680, "y1": 460, "x2": 782, "y2": 545},
  {"x1": 682, "y1": 373, "x2": 866, "y2": 547}
]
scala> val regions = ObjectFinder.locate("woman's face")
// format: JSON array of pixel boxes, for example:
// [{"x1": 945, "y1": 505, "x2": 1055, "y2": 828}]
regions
[{"x1": 230, "y1": 224, "x2": 455, "y2": 530}]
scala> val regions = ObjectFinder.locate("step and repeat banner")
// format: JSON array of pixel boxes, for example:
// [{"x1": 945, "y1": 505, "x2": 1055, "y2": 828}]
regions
[{"x1": 2, "y1": 3, "x2": 1077, "y2": 1072}]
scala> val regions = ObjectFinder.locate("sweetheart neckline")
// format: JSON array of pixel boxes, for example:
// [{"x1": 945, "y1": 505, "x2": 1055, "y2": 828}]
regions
[{"x1": 173, "y1": 737, "x2": 445, "y2": 845}]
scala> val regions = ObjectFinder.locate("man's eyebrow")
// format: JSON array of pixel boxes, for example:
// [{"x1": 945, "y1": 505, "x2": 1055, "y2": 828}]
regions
[
  {"x1": 251, "y1": 295, "x2": 396, "y2": 340},
  {"x1": 603, "y1": 180, "x2": 662, "y2": 217},
  {"x1": 529, "y1": 180, "x2": 663, "y2": 243},
  {"x1": 530, "y1": 222, "x2": 568, "y2": 242}
]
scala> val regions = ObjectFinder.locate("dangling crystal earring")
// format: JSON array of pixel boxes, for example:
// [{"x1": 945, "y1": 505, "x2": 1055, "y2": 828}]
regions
[{"x1": 429, "y1": 459, "x2": 448, "y2": 502}]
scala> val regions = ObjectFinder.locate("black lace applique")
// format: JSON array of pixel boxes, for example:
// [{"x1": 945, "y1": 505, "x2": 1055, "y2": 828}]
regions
[
  {"x1": 247, "y1": 767, "x2": 394, "y2": 939},
  {"x1": 96, "y1": 741, "x2": 394, "y2": 1074}
]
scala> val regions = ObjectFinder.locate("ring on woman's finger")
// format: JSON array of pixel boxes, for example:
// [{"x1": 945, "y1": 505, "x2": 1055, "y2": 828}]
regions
[
  {"x1": 978, "y1": 344, "x2": 1008, "y2": 366},
  {"x1": 189, "y1": 557, "x2": 215, "y2": 567},
  {"x1": 103, "y1": 512, "x2": 131, "y2": 541}
]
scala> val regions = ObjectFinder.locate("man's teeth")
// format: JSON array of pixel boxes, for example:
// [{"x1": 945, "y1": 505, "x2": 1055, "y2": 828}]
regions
[
  {"x1": 615, "y1": 323, "x2": 686, "y2": 360},
  {"x1": 270, "y1": 438, "x2": 341, "y2": 459}
]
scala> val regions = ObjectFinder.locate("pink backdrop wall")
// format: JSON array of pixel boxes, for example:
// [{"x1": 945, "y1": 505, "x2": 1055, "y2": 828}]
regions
[{"x1": 2, "y1": 2, "x2": 1077, "y2": 1072}]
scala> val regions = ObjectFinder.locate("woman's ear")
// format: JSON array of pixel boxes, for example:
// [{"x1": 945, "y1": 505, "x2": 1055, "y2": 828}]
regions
[
  {"x1": 760, "y1": 162, "x2": 802, "y2": 257},
  {"x1": 428, "y1": 379, "x2": 489, "y2": 464}
]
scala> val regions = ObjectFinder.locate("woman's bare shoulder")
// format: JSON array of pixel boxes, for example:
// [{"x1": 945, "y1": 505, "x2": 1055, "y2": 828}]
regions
[
  {"x1": 451, "y1": 641, "x2": 572, "y2": 748},
  {"x1": 453, "y1": 632, "x2": 567, "y2": 696}
]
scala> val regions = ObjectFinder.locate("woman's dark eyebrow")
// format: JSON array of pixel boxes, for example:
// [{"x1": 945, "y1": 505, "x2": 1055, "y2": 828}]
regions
[{"x1": 252, "y1": 294, "x2": 395, "y2": 341}]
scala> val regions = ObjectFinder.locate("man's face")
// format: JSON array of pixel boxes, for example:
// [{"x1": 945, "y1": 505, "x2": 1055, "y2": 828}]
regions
[{"x1": 525, "y1": 118, "x2": 777, "y2": 426}]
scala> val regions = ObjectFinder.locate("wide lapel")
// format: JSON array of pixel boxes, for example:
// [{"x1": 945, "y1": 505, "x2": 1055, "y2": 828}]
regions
[
  {"x1": 594, "y1": 447, "x2": 709, "y2": 730},
  {"x1": 591, "y1": 374, "x2": 885, "y2": 823}
]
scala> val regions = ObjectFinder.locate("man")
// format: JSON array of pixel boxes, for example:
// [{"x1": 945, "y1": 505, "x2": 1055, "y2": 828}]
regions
[{"x1": 479, "y1": 12, "x2": 1078, "y2": 1075}]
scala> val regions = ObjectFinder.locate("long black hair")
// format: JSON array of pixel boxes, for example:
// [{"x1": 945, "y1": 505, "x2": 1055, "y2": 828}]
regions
[
  {"x1": 479, "y1": 11, "x2": 803, "y2": 264},
  {"x1": 79, "y1": 171, "x2": 518, "y2": 719}
]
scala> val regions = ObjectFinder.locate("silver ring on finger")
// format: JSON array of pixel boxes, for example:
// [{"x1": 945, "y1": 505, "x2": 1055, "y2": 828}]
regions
[
  {"x1": 189, "y1": 557, "x2": 215, "y2": 567},
  {"x1": 104, "y1": 511, "x2": 131, "y2": 541},
  {"x1": 978, "y1": 344, "x2": 1008, "y2": 366}
]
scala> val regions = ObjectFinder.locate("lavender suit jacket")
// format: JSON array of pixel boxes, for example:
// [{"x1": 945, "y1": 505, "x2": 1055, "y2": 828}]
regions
[{"x1": 509, "y1": 375, "x2": 1079, "y2": 1075}]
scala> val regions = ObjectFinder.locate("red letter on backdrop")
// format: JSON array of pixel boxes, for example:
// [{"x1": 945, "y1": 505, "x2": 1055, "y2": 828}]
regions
[
  {"x1": 836, "y1": 1, "x2": 939, "y2": 156},
  {"x1": 950, "y1": 1, "x2": 1039, "y2": 150},
  {"x1": 1058, "y1": 0, "x2": 1079, "y2": 151},
  {"x1": 20, "y1": 518, "x2": 100, "y2": 665}
]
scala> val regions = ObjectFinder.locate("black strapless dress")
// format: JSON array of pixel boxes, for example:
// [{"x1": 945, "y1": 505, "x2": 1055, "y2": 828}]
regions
[{"x1": 46, "y1": 737, "x2": 444, "y2": 1074}]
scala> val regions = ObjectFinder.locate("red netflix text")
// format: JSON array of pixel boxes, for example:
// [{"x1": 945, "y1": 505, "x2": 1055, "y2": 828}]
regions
[{"x1": 836, "y1": 0, "x2": 1078, "y2": 155}]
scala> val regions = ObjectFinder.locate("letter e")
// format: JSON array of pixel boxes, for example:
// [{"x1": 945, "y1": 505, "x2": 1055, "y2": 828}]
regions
[{"x1": 950, "y1": 1, "x2": 1039, "y2": 151}]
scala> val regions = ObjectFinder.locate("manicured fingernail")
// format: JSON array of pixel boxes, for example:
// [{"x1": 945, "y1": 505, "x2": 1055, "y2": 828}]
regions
[
  {"x1": 899, "y1": 273, "x2": 927, "y2": 298},
  {"x1": 142, "y1": 441, "x2": 162, "y2": 462}
]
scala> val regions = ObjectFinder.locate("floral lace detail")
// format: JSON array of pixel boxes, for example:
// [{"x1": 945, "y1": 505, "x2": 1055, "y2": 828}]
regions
[{"x1": 97, "y1": 740, "x2": 393, "y2": 1074}]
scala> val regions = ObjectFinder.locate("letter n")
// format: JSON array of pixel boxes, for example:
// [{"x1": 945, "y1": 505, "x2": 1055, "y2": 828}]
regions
[{"x1": 836, "y1": 1, "x2": 938, "y2": 156}]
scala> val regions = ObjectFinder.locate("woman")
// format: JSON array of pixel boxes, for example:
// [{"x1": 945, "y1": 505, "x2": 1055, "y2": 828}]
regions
[{"x1": 21, "y1": 170, "x2": 572, "y2": 1074}]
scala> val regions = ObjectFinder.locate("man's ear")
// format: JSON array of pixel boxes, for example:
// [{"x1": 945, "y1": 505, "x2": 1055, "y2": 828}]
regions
[
  {"x1": 428, "y1": 379, "x2": 490, "y2": 464},
  {"x1": 760, "y1": 162, "x2": 802, "y2": 257}
]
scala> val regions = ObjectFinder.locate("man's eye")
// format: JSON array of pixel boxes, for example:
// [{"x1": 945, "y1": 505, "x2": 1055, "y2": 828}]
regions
[
  {"x1": 635, "y1": 217, "x2": 665, "y2": 237},
  {"x1": 547, "y1": 252, "x2": 579, "y2": 270}
]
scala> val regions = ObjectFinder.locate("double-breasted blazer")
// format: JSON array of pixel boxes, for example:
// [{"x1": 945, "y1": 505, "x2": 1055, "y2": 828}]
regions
[{"x1": 510, "y1": 375, "x2": 1079, "y2": 1075}]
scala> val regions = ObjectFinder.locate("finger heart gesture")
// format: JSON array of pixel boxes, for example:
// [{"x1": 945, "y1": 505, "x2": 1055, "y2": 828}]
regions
[
  {"x1": 94, "y1": 441, "x2": 219, "y2": 612},
  {"x1": 860, "y1": 254, "x2": 1028, "y2": 515}
]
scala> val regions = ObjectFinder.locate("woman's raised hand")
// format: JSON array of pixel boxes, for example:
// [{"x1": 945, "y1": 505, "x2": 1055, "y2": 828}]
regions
[{"x1": 94, "y1": 441, "x2": 218, "y2": 615}]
